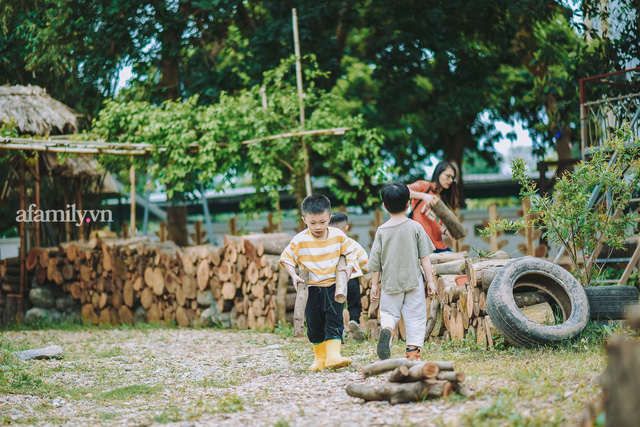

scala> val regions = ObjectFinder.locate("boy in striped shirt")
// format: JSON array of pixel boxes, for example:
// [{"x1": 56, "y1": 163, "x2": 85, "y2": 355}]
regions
[
  {"x1": 279, "y1": 195, "x2": 359, "y2": 370},
  {"x1": 329, "y1": 212, "x2": 369, "y2": 341}
]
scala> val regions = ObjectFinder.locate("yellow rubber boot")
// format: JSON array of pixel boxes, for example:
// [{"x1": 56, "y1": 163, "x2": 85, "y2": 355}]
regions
[
  {"x1": 324, "y1": 339, "x2": 351, "y2": 369},
  {"x1": 309, "y1": 342, "x2": 326, "y2": 371}
]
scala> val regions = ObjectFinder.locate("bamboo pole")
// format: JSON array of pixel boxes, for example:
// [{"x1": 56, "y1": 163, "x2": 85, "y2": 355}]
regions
[{"x1": 291, "y1": 8, "x2": 312, "y2": 197}]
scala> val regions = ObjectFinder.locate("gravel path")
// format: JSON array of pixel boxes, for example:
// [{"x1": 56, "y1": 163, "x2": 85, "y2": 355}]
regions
[{"x1": 1, "y1": 328, "x2": 599, "y2": 426}]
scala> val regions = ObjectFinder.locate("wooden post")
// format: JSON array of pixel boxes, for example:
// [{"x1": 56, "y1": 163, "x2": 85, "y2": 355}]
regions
[
  {"x1": 335, "y1": 255, "x2": 348, "y2": 303},
  {"x1": 293, "y1": 268, "x2": 309, "y2": 338},
  {"x1": 291, "y1": 8, "x2": 312, "y2": 197},
  {"x1": 76, "y1": 180, "x2": 83, "y2": 240},
  {"x1": 130, "y1": 161, "x2": 136, "y2": 237},
  {"x1": 17, "y1": 157, "x2": 25, "y2": 321},
  {"x1": 34, "y1": 154, "x2": 40, "y2": 248}
]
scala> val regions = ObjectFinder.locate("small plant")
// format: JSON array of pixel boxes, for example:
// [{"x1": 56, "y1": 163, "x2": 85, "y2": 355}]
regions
[{"x1": 483, "y1": 127, "x2": 640, "y2": 286}]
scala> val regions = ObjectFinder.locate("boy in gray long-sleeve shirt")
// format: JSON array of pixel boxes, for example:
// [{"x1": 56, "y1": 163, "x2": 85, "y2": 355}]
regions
[{"x1": 370, "y1": 180, "x2": 436, "y2": 360}]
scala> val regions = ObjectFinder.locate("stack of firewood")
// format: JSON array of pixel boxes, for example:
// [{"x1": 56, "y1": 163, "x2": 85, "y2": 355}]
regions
[
  {"x1": 22, "y1": 233, "x2": 295, "y2": 328},
  {"x1": 432, "y1": 251, "x2": 554, "y2": 346},
  {"x1": 360, "y1": 251, "x2": 553, "y2": 347},
  {"x1": 216, "y1": 234, "x2": 292, "y2": 330},
  {"x1": 346, "y1": 358, "x2": 475, "y2": 404}
]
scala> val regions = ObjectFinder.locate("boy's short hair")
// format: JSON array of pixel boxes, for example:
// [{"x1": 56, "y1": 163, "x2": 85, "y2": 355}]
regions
[
  {"x1": 329, "y1": 211, "x2": 348, "y2": 226},
  {"x1": 301, "y1": 195, "x2": 331, "y2": 216},
  {"x1": 381, "y1": 180, "x2": 410, "y2": 214}
]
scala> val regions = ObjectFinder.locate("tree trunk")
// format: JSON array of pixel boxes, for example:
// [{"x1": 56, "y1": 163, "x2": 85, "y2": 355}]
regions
[{"x1": 167, "y1": 206, "x2": 189, "y2": 246}]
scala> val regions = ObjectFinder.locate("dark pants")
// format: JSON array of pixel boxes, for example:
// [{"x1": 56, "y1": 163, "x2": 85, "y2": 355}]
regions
[
  {"x1": 306, "y1": 284, "x2": 345, "y2": 344},
  {"x1": 347, "y1": 277, "x2": 362, "y2": 323},
  {"x1": 434, "y1": 247, "x2": 452, "y2": 253}
]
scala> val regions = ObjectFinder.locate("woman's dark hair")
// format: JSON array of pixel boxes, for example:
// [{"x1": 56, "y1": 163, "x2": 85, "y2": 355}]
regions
[{"x1": 431, "y1": 161, "x2": 459, "y2": 209}]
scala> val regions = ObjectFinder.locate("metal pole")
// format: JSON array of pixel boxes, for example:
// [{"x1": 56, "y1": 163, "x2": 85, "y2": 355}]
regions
[
  {"x1": 130, "y1": 159, "x2": 136, "y2": 237},
  {"x1": 199, "y1": 182, "x2": 215, "y2": 245}
]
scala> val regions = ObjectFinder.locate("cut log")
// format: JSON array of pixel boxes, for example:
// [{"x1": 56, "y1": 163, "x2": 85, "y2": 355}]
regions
[
  {"x1": 133, "y1": 276, "x2": 144, "y2": 292},
  {"x1": 431, "y1": 199, "x2": 467, "y2": 239},
  {"x1": 140, "y1": 288, "x2": 154, "y2": 310},
  {"x1": 429, "y1": 252, "x2": 466, "y2": 264},
  {"x1": 118, "y1": 306, "x2": 134, "y2": 324},
  {"x1": 62, "y1": 264, "x2": 75, "y2": 281},
  {"x1": 335, "y1": 255, "x2": 348, "y2": 303},
  {"x1": 436, "y1": 371, "x2": 465, "y2": 382},
  {"x1": 245, "y1": 262, "x2": 259, "y2": 285},
  {"x1": 26, "y1": 248, "x2": 40, "y2": 271},
  {"x1": 424, "y1": 299, "x2": 440, "y2": 338},
  {"x1": 519, "y1": 302, "x2": 555, "y2": 324},
  {"x1": 466, "y1": 259, "x2": 511, "y2": 288},
  {"x1": 388, "y1": 362, "x2": 440, "y2": 382},
  {"x1": 513, "y1": 291, "x2": 549, "y2": 308},
  {"x1": 197, "y1": 259, "x2": 210, "y2": 291},
  {"x1": 452, "y1": 382, "x2": 476, "y2": 400},
  {"x1": 346, "y1": 379, "x2": 453, "y2": 404},
  {"x1": 294, "y1": 269, "x2": 309, "y2": 338},
  {"x1": 176, "y1": 306, "x2": 190, "y2": 327},
  {"x1": 221, "y1": 282, "x2": 237, "y2": 300},
  {"x1": 362, "y1": 359, "x2": 454, "y2": 378},
  {"x1": 182, "y1": 273, "x2": 197, "y2": 299},
  {"x1": 152, "y1": 267, "x2": 165, "y2": 296},
  {"x1": 123, "y1": 280, "x2": 134, "y2": 307}
]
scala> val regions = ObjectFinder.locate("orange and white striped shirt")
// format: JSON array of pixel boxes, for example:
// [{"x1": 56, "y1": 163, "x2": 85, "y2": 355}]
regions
[
  {"x1": 279, "y1": 227, "x2": 359, "y2": 287},
  {"x1": 347, "y1": 237, "x2": 369, "y2": 279}
]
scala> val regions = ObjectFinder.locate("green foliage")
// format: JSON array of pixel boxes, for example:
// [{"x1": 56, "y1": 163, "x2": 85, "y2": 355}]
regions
[
  {"x1": 100, "y1": 385, "x2": 160, "y2": 400},
  {"x1": 483, "y1": 127, "x2": 640, "y2": 285},
  {"x1": 92, "y1": 56, "x2": 386, "y2": 211}
]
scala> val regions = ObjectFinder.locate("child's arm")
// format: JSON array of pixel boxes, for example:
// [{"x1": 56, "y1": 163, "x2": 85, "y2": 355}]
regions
[
  {"x1": 370, "y1": 271, "x2": 381, "y2": 300},
  {"x1": 420, "y1": 256, "x2": 436, "y2": 296},
  {"x1": 282, "y1": 262, "x2": 305, "y2": 292}
]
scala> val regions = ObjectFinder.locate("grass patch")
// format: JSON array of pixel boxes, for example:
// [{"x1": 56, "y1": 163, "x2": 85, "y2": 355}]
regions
[
  {"x1": 100, "y1": 384, "x2": 160, "y2": 400},
  {"x1": 95, "y1": 346, "x2": 124, "y2": 358},
  {"x1": 210, "y1": 394, "x2": 244, "y2": 413},
  {"x1": 198, "y1": 376, "x2": 243, "y2": 389},
  {"x1": 152, "y1": 406, "x2": 185, "y2": 423}
]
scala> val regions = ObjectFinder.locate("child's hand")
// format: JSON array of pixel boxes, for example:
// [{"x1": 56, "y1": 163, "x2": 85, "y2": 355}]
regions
[
  {"x1": 292, "y1": 274, "x2": 305, "y2": 292},
  {"x1": 426, "y1": 281, "x2": 436, "y2": 297},
  {"x1": 371, "y1": 282, "x2": 380, "y2": 300},
  {"x1": 338, "y1": 264, "x2": 354, "y2": 280}
]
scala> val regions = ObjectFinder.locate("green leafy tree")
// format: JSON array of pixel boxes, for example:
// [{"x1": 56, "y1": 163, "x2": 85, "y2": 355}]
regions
[
  {"x1": 92, "y1": 57, "x2": 385, "y2": 222},
  {"x1": 483, "y1": 127, "x2": 640, "y2": 286}
]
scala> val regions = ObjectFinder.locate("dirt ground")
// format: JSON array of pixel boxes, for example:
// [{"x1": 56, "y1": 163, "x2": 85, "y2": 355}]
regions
[{"x1": 0, "y1": 327, "x2": 605, "y2": 426}]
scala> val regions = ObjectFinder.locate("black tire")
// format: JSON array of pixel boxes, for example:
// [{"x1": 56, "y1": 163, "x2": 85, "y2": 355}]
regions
[
  {"x1": 486, "y1": 257, "x2": 589, "y2": 347},
  {"x1": 584, "y1": 285, "x2": 639, "y2": 320}
]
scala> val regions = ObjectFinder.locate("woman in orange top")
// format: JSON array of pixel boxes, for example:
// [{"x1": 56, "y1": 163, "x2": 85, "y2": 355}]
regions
[{"x1": 407, "y1": 161, "x2": 459, "y2": 253}]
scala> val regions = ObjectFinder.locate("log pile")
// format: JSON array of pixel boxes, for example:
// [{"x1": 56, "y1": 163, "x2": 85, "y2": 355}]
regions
[
  {"x1": 346, "y1": 358, "x2": 475, "y2": 404},
  {"x1": 23, "y1": 233, "x2": 294, "y2": 329}
]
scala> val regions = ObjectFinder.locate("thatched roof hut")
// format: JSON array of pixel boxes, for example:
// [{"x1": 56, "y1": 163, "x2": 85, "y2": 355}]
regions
[{"x1": 0, "y1": 84, "x2": 78, "y2": 135}]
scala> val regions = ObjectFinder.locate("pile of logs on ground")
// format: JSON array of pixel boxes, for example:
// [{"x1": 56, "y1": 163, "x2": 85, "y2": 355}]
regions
[
  {"x1": 360, "y1": 251, "x2": 554, "y2": 347},
  {"x1": 346, "y1": 358, "x2": 474, "y2": 404},
  {"x1": 21, "y1": 233, "x2": 295, "y2": 328}
]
